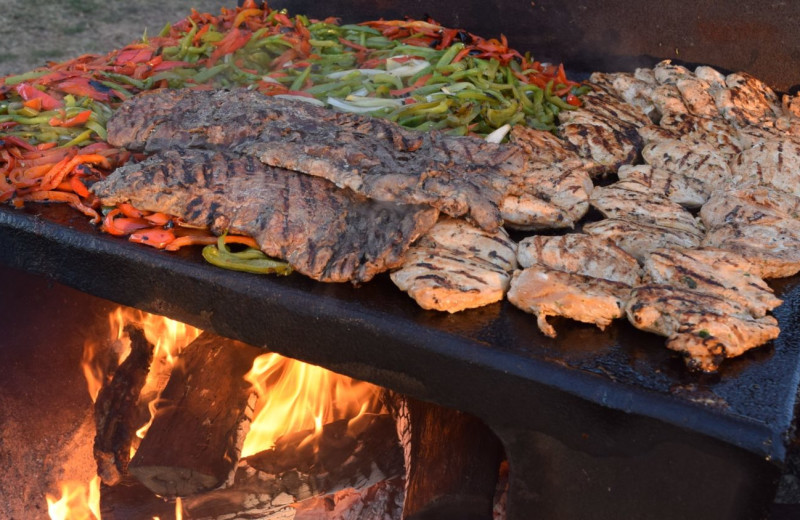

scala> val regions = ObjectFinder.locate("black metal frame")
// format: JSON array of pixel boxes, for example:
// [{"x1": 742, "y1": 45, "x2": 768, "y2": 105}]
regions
[{"x1": 1, "y1": 201, "x2": 798, "y2": 519}]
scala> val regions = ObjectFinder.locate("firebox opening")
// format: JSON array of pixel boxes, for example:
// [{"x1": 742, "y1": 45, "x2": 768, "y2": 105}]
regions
[{"x1": 0, "y1": 265, "x2": 508, "y2": 520}]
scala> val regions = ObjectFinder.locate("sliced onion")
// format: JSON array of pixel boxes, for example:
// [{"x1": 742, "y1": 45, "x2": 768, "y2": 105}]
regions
[
  {"x1": 485, "y1": 124, "x2": 512, "y2": 144},
  {"x1": 274, "y1": 95, "x2": 326, "y2": 106},
  {"x1": 327, "y1": 96, "x2": 402, "y2": 113}
]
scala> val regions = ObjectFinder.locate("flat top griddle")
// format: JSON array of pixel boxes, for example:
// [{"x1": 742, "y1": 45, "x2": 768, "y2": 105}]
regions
[{"x1": 1, "y1": 202, "x2": 798, "y2": 464}]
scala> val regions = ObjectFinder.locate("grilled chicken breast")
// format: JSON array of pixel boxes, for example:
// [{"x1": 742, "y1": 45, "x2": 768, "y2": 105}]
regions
[
  {"x1": 508, "y1": 266, "x2": 632, "y2": 337},
  {"x1": 583, "y1": 219, "x2": 702, "y2": 263},
  {"x1": 713, "y1": 72, "x2": 781, "y2": 127},
  {"x1": 557, "y1": 88, "x2": 647, "y2": 174},
  {"x1": 642, "y1": 248, "x2": 782, "y2": 317},
  {"x1": 676, "y1": 77, "x2": 719, "y2": 119},
  {"x1": 700, "y1": 185, "x2": 800, "y2": 278},
  {"x1": 509, "y1": 233, "x2": 639, "y2": 337},
  {"x1": 590, "y1": 185, "x2": 704, "y2": 237},
  {"x1": 589, "y1": 71, "x2": 658, "y2": 121},
  {"x1": 517, "y1": 234, "x2": 641, "y2": 284},
  {"x1": 641, "y1": 137, "x2": 731, "y2": 193},
  {"x1": 502, "y1": 126, "x2": 594, "y2": 230},
  {"x1": 390, "y1": 218, "x2": 517, "y2": 313},
  {"x1": 730, "y1": 138, "x2": 800, "y2": 196},
  {"x1": 615, "y1": 164, "x2": 707, "y2": 208},
  {"x1": 627, "y1": 285, "x2": 780, "y2": 372}
]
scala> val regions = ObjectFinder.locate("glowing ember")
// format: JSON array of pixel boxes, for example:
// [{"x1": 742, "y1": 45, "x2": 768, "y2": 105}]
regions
[
  {"x1": 46, "y1": 477, "x2": 100, "y2": 520},
  {"x1": 242, "y1": 352, "x2": 382, "y2": 457}
]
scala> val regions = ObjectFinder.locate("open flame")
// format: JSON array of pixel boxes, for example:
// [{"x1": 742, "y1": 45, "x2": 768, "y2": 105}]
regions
[
  {"x1": 242, "y1": 352, "x2": 382, "y2": 457},
  {"x1": 46, "y1": 477, "x2": 100, "y2": 520},
  {"x1": 53, "y1": 306, "x2": 382, "y2": 518}
]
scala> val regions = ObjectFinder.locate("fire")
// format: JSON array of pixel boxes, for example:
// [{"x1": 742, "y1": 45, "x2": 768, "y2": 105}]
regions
[
  {"x1": 82, "y1": 307, "x2": 203, "y2": 403},
  {"x1": 242, "y1": 352, "x2": 382, "y2": 456},
  {"x1": 46, "y1": 477, "x2": 100, "y2": 520},
  {"x1": 55, "y1": 305, "x2": 380, "y2": 518}
]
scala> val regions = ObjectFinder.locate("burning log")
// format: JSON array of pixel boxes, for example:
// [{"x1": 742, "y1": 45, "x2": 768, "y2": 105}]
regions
[
  {"x1": 93, "y1": 324, "x2": 154, "y2": 486},
  {"x1": 182, "y1": 413, "x2": 404, "y2": 518},
  {"x1": 101, "y1": 414, "x2": 404, "y2": 519},
  {"x1": 128, "y1": 331, "x2": 263, "y2": 496},
  {"x1": 384, "y1": 392, "x2": 505, "y2": 520}
]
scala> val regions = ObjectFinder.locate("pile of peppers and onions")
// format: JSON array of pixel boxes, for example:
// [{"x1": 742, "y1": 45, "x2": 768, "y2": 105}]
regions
[{"x1": 0, "y1": 0, "x2": 586, "y2": 275}]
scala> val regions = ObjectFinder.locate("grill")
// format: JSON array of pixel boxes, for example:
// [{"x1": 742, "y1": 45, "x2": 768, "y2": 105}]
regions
[{"x1": 2, "y1": 1, "x2": 800, "y2": 519}]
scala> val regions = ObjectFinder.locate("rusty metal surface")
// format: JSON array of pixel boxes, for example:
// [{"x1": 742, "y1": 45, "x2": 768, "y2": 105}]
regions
[{"x1": 270, "y1": 0, "x2": 800, "y2": 92}]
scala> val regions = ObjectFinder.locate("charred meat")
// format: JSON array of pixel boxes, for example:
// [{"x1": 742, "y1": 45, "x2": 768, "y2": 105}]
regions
[
  {"x1": 107, "y1": 88, "x2": 526, "y2": 232},
  {"x1": 91, "y1": 149, "x2": 438, "y2": 284}
]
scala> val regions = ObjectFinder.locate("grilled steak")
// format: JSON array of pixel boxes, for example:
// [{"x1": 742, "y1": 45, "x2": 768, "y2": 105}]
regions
[
  {"x1": 107, "y1": 88, "x2": 525, "y2": 232},
  {"x1": 390, "y1": 218, "x2": 517, "y2": 312},
  {"x1": 91, "y1": 149, "x2": 439, "y2": 283},
  {"x1": 509, "y1": 233, "x2": 639, "y2": 337},
  {"x1": 626, "y1": 285, "x2": 780, "y2": 372},
  {"x1": 642, "y1": 248, "x2": 782, "y2": 317}
]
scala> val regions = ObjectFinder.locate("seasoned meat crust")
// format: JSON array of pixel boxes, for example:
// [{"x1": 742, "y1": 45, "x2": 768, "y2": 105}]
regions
[
  {"x1": 730, "y1": 138, "x2": 800, "y2": 197},
  {"x1": 627, "y1": 285, "x2": 780, "y2": 372},
  {"x1": 390, "y1": 218, "x2": 517, "y2": 312},
  {"x1": 517, "y1": 234, "x2": 640, "y2": 285},
  {"x1": 508, "y1": 267, "x2": 631, "y2": 338},
  {"x1": 91, "y1": 149, "x2": 438, "y2": 283},
  {"x1": 509, "y1": 233, "x2": 640, "y2": 337},
  {"x1": 108, "y1": 88, "x2": 525, "y2": 232},
  {"x1": 642, "y1": 248, "x2": 782, "y2": 318},
  {"x1": 584, "y1": 218, "x2": 703, "y2": 263},
  {"x1": 700, "y1": 185, "x2": 800, "y2": 278}
]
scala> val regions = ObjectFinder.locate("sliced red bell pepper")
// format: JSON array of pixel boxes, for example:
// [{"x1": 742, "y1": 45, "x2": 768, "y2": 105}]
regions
[
  {"x1": 49, "y1": 110, "x2": 92, "y2": 127},
  {"x1": 15, "y1": 83, "x2": 63, "y2": 110}
]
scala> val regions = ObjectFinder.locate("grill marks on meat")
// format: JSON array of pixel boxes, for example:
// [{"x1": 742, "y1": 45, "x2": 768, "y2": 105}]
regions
[
  {"x1": 640, "y1": 138, "x2": 731, "y2": 195},
  {"x1": 583, "y1": 218, "x2": 702, "y2": 263},
  {"x1": 556, "y1": 89, "x2": 649, "y2": 175},
  {"x1": 714, "y1": 72, "x2": 782, "y2": 127},
  {"x1": 731, "y1": 138, "x2": 800, "y2": 197},
  {"x1": 91, "y1": 149, "x2": 438, "y2": 283},
  {"x1": 108, "y1": 88, "x2": 521, "y2": 232},
  {"x1": 390, "y1": 218, "x2": 517, "y2": 312},
  {"x1": 589, "y1": 184, "x2": 703, "y2": 237},
  {"x1": 517, "y1": 234, "x2": 641, "y2": 284},
  {"x1": 616, "y1": 164, "x2": 707, "y2": 208},
  {"x1": 509, "y1": 234, "x2": 640, "y2": 337},
  {"x1": 626, "y1": 285, "x2": 780, "y2": 372},
  {"x1": 700, "y1": 185, "x2": 800, "y2": 278},
  {"x1": 642, "y1": 248, "x2": 782, "y2": 318}
]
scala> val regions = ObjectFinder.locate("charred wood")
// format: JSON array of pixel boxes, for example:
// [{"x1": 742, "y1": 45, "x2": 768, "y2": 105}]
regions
[
  {"x1": 100, "y1": 476, "x2": 177, "y2": 520},
  {"x1": 93, "y1": 324, "x2": 154, "y2": 486},
  {"x1": 128, "y1": 332, "x2": 262, "y2": 496},
  {"x1": 182, "y1": 414, "x2": 404, "y2": 519},
  {"x1": 384, "y1": 392, "x2": 504, "y2": 520}
]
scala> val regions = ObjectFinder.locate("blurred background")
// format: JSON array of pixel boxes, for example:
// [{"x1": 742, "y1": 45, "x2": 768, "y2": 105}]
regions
[{"x1": 0, "y1": 0, "x2": 232, "y2": 77}]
